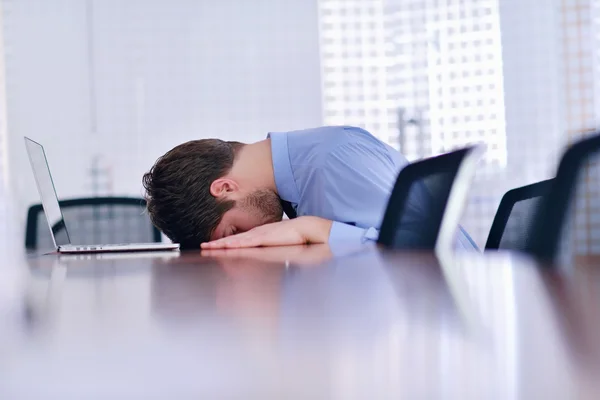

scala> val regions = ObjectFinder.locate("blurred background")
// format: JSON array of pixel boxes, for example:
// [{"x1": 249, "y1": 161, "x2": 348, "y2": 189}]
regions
[{"x1": 0, "y1": 0, "x2": 598, "y2": 251}]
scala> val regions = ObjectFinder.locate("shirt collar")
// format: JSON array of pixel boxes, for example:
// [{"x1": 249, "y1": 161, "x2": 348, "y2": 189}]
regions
[{"x1": 268, "y1": 132, "x2": 300, "y2": 204}]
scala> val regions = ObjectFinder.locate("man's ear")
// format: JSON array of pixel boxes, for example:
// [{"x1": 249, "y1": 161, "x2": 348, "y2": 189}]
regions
[{"x1": 210, "y1": 178, "x2": 239, "y2": 199}]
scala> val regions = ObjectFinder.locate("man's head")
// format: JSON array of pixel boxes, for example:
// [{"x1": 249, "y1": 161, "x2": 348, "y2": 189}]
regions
[{"x1": 143, "y1": 139, "x2": 283, "y2": 249}]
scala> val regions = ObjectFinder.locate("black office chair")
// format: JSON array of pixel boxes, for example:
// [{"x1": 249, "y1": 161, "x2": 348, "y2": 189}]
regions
[
  {"x1": 378, "y1": 145, "x2": 484, "y2": 253},
  {"x1": 525, "y1": 132, "x2": 600, "y2": 262},
  {"x1": 485, "y1": 179, "x2": 553, "y2": 251},
  {"x1": 25, "y1": 197, "x2": 161, "y2": 250}
]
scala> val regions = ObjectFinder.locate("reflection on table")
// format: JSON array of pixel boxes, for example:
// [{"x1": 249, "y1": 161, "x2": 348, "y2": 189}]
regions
[{"x1": 2, "y1": 246, "x2": 600, "y2": 398}]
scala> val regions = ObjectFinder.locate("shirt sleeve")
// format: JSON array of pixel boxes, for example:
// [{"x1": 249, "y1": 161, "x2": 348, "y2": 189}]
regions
[
  {"x1": 300, "y1": 137, "x2": 401, "y2": 245},
  {"x1": 330, "y1": 221, "x2": 379, "y2": 243}
]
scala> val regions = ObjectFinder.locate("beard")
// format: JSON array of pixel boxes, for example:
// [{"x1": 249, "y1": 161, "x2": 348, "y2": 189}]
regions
[{"x1": 241, "y1": 189, "x2": 283, "y2": 224}]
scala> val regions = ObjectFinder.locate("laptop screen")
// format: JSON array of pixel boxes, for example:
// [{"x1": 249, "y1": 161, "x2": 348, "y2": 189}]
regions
[{"x1": 24, "y1": 137, "x2": 71, "y2": 247}]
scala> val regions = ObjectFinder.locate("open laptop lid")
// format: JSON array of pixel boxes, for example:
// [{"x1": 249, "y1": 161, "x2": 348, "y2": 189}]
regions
[{"x1": 24, "y1": 137, "x2": 71, "y2": 249}]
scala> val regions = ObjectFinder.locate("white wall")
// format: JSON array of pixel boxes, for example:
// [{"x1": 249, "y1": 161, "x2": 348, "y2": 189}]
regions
[
  {"x1": 4, "y1": 0, "x2": 322, "y2": 233},
  {"x1": 499, "y1": 0, "x2": 564, "y2": 184}
]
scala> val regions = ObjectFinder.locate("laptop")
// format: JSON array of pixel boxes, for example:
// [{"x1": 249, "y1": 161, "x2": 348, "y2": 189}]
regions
[{"x1": 24, "y1": 137, "x2": 180, "y2": 253}]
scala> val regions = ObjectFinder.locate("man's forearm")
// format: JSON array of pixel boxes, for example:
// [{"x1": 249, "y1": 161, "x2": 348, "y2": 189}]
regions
[{"x1": 295, "y1": 216, "x2": 333, "y2": 243}]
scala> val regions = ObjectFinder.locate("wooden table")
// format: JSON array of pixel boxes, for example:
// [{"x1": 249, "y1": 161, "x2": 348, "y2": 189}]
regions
[{"x1": 2, "y1": 244, "x2": 600, "y2": 398}]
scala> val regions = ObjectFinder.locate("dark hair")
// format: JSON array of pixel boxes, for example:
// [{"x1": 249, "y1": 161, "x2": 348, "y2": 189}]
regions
[{"x1": 142, "y1": 139, "x2": 244, "y2": 249}]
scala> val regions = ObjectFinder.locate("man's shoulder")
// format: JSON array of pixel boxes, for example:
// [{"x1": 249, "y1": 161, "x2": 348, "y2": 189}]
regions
[
  {"x1": 282, "y1": 125, "x2": 385, "y2": 151},
  {"x1": 274, "y1": 125, "x2": 403, "y2": 172}
]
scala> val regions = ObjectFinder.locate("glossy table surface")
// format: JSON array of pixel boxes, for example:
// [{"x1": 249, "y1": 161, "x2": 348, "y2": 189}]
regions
[{"x1": 2, "y1": 244, "x2": 600, "y2": 399}]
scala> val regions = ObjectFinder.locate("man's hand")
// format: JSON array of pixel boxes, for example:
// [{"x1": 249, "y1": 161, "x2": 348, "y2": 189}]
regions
[{"x1": 201, "y1": 216, "x2": 333, "y2": 249}]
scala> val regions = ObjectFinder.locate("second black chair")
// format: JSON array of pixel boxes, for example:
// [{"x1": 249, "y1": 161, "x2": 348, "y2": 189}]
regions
[{"x1": 485, "y1": 179, "x2": 553, "y2": 251}]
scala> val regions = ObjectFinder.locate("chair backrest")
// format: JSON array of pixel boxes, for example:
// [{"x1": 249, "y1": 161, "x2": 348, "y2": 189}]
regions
[
  {"x1": 25, "y1": 197, "x2": 161, "y2": 250},
  {"x1": 525, "y1": 132, "x2": 600, "y2": 261},
  {"x1": 378, "y1": 145, "x2": 484, "y2": 253},
  {"x1": 485, "y1": 179, "x2": 553, "y2": 251}
]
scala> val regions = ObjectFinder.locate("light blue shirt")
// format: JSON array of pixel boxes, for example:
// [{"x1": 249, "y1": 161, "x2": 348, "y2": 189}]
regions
[{"x1": 268, "y1": 126, "x2": 477, "y2": 249}]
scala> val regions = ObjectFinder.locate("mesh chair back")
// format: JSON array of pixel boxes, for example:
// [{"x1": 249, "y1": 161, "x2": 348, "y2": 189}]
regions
[
  {"x1": 525, "y1": 132, "x2": 600, "y2": 261},
  {"x1": 378, "y1": 145, "x2": 483, "y2": 252},
  {"x1": 25, "y1": 197, "x2": 161, "y2": 250},
  {"x1": 485, "y1": 179, "x2": 553, "y2": 251}
]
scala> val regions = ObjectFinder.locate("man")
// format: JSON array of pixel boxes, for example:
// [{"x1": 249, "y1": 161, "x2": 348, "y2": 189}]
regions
[{"x1": 143, "y1": 126, "x2": 476, "y2": 250}]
